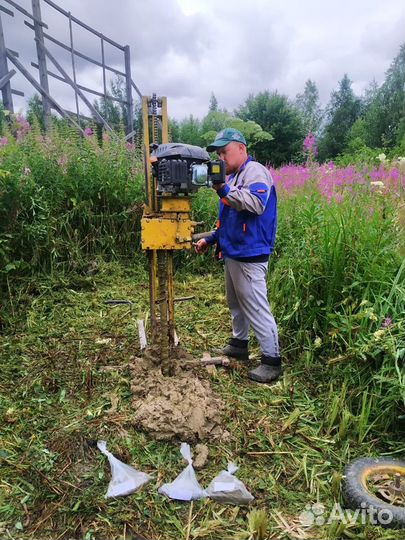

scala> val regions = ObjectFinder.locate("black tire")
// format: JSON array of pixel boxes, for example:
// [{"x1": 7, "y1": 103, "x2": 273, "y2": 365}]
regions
[{"x1": 342, "y1": 457, "x2": 405, "y2": 528}]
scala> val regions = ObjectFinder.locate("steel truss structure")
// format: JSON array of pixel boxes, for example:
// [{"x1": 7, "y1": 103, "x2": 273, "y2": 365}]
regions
[{"x1": 0, "y1": 0, "x2": 142, "y2": 138}]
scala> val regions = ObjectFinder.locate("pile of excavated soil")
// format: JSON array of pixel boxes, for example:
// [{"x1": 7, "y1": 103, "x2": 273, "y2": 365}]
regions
[{"x1": 130, "y1": 348, "x2": 228, "y2": 442}]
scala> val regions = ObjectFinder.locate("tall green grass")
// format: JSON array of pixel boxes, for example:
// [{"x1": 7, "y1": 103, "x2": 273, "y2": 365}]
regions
[
  {"x1": 269, "y1": 185, "x2": 404, "y2": 433},
  {"x1": 0, "y1": 121, "x2": 144, "y2": 278}
]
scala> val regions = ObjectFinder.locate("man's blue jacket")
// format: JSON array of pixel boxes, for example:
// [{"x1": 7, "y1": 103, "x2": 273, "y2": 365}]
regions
[{"x1": 206, "y1": 157, "x2": 277, "y2": 260}]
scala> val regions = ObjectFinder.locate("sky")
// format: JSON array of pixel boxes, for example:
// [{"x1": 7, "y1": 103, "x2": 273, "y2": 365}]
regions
[{"x1": 2, "y1": 0, "x2": 404, "y2": 121}]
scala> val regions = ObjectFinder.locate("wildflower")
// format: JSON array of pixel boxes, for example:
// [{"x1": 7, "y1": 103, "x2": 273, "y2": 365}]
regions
[
  {"x1": 24, "y1": 167, "x2": 31, "y2": 176},
  {"x1": 377, "y1": 153, "x2": 387, "y2": 163},
  {"x1": 382, "y1": 317, "x2": 393, "y2": 328},
  {"x1": 314, "y1": 337, "x2": 322, "y2": 348},
  {"x1": 57, "y1": 155, "x2": 68, "y2": 173},
  {"x1": 303, "y1": 132, "x2": 318, "y2": 158},
  {"x1": 373, "y1": 329, "x2": 386, "y2": 340},
  {"x1": 0, "y1": 136, "x2": 8, "y2": 146},
  {"x1": 366, "y1": 310, "x2": 378, "y2": 322},
  {"x1": 370, "y1": 180, "x2": 385, "y2": 194},
  {"x1": 15, "y1": 114, "x2": 30, "y2": 141},
  {"x1": 57, "y1": 155, "x2": 68, "y2": 166},
  {"x1": 83, "y1": 127, "x2": 93, "y2": 137}
]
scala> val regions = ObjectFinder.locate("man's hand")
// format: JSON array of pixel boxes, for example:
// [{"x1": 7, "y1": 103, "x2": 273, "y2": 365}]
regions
[
  {"x1": 193, "y1": 238, "x2": 209, "y2": 254},
  {"x1": 212, "y1": 182, "x2": 225, "y2": 192}
]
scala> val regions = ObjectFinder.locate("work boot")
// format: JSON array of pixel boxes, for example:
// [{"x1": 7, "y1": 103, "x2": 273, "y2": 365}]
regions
[
  {"x1": 212, "y1": 338, "x2": 249, "y2": 360},
  {"x1": 248, "y1": 355, "x2": 282, "y2": 383}
]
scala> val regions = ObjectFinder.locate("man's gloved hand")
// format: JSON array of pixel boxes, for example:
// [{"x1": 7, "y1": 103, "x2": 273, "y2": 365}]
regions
[
  {"x1": 212, "y1": 182, "x2": 225, "y2": 192},
  {"x1": 193, "y1": 238, "x2": 209, "y2": 254}
]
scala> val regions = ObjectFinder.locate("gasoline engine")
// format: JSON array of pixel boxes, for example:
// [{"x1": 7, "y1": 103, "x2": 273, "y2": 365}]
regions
[{"x1": 151, "y1": 142, "x2": 225, "y2": 194}]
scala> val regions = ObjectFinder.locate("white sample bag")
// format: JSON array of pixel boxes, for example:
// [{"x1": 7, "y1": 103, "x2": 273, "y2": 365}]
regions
[
  {"x1": 158, "y1": 442, "x2": 207, "y2": 501},
  {"x1": 97, "y1": 440, "x2": 152, "y2": 498},
  {"x1": 206, "y1": 463, "x2": 254, "y2": 505}
]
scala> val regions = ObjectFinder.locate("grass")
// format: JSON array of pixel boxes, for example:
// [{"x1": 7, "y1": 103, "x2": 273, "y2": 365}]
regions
[
  {"x1": 1, "y1": 259, "x2": 404, "y2": 540},
  {"x1": 1, "y1": 120, "x2": 404, "y2": 538}
]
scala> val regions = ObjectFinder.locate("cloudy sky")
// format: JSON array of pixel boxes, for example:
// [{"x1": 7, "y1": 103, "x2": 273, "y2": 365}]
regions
[{"x1": 2, "y1": 0, "x2": 404, "y2": 120}]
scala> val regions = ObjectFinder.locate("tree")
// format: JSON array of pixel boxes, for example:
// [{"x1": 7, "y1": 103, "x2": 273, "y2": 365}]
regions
[
  {"x1": 360, "y1": 45, "x2": 404, "y2": 149},
  {"x1": 295, "y1": 79, "x2": 323, "y2": 135},
  {"x1": 176, "y1": 115, "x2": 203, "y2": 146},
  {"x1": 362, "y1": 79, "x2": 379, "y2": 110},
  {"x1": 26, "y1": 94, "x2": 45, "y2": 131},
  {"x1": 169, "y1": 117, "x2": 180, "y2": 142},
  {"x1": 200, "y1": 115, "x2": 273, "y2": 157},
  {"x1": 236, "y1": 91, "x2": 305, "y2": 165},
  {"x1": 201, "y1": 110, "x2": 231, "y2": 135},
  {"x1": 93, "y1": 76, "x2": 130, "y2": 130},
  {"x1": 169, "y1": 107, "x2": 273, "y2": 158},
  {"x1": 208, "y1": 92, "x2": 219, "y2": 112},
  {"x1": 318, "y1": 74, "x2": 361, "y2": 160}
]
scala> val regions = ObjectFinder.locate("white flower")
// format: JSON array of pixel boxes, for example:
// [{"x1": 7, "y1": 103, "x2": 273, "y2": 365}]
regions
[
  {"x1": 373, "y1": 329, "x2": 385, "y2": 340},
  {"x1": 370, "y1": 181, "x2": 384, "y2": 187},
  {"x1": 314, "y1": 337, "x2": 322, "y2": 348},
  {"x1": 377, "y1": 153, "x2": 387, "y2": 162}
]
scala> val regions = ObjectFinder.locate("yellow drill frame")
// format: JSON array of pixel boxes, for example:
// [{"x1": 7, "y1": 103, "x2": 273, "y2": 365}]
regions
[{"x1": 141, "y1": 95, "x2": 196, "y2": 364}]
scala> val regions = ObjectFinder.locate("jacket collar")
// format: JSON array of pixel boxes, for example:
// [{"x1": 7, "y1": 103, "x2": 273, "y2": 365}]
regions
[{"x1": 228, "y1": 155, "x2": 253, "y2": 182}]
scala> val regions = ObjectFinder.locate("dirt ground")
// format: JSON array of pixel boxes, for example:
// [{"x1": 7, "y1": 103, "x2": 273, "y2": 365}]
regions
[{"x1": 130, "y1": 346, "x2": 229, "y2": 442}]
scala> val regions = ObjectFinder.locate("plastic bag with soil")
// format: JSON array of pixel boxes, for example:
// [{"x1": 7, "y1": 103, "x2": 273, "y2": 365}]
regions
[
  {"x1": 158, "y1": 443, "x2": 207, "y2": 501},
  {"x1": 97, "y1": 440, "x2": 152, "y2": 498},
  {"x1": 207, "y1": 463, "x2": 254, "y2": 505}
]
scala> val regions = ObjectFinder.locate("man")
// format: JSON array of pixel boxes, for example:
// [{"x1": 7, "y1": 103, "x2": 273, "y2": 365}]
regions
[{"x1": 194, "y1": 128, "x2": 282, "y2": 383}]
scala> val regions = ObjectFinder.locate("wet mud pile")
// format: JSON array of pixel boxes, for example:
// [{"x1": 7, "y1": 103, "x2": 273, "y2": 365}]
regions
[{"x1": 130, "y1": 347, "x2": 228, "y2": 442}]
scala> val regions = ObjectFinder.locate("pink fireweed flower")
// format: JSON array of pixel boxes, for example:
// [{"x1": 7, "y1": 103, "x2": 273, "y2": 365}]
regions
[
  {"x1": 382, "y1": 317, "x2": 393, "y2": 328},
  {"x1": 83, "y1": 127, "x2": 93, "y2": 137},
  {"x1": 0, "y1": 136, "x2": 8, "y2": 146},
  {"x1": 15, "y1": 114, "x2": 30, "y2": 141},
  {"x1": 332, "y1": 193, "x2": 344, "y2": 203},
  {"x1": 57, "y1": 155, "x2": 68, "y2": 173},
  {"x1": 303, "y1": 132, "x2": 318, "y2": 157},
  {"x1": 268, "y1": 161, "x2": 403, "y2": 201},
  {"x1": 57, "y1": 155, "x2": 68, "y2": 166}
]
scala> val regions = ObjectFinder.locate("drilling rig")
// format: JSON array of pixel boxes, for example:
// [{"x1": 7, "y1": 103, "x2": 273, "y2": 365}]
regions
[{"x1": 140, "y1": 95, "x2": 225, "y2": 373}]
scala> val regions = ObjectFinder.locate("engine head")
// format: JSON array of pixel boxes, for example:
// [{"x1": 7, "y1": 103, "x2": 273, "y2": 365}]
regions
[{"x1": 151, "y1": 143, "x2": 224, "y2": 195}]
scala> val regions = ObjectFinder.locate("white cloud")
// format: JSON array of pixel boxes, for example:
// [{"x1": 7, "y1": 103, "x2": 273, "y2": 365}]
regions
[{"x1": 2, "y1": 0, "x2": 404, "y2": 120}]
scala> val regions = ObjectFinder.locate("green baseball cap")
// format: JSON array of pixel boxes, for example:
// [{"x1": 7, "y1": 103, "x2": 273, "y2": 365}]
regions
[{"x1": 206, "y1": 128, "x2": 247, "y2": 152}]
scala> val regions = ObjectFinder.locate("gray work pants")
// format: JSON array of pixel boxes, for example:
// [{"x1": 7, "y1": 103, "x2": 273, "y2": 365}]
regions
[{"x1": 224, "y1": 258, "x2": 280, "y2": 357}]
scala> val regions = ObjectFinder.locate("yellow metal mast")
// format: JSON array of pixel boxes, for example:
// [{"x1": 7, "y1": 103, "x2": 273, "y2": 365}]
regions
[{"x1": 141, "y1": 95, "x2": 196, "y2": 373}]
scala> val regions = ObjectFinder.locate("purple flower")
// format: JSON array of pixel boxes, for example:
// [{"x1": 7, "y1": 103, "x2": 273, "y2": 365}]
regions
[
  {"x1": 15, "y1": 114, "x2": 30, "y2": 142},
  {"x1": 84, "y1": 127, "x2": 93, "y2": 137},
  {"x1": 266, "y1": 161, "x2": 404, "y2": 201},
  {"x1": 303, "y1": 132, "x2": 318, "y2": 156},
  {"x1": 0, "y1": 136, "x2": 8, "y2": 146},
  {"x1": 382, "y1": 317, "x2": 392, "y2": 328}
]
